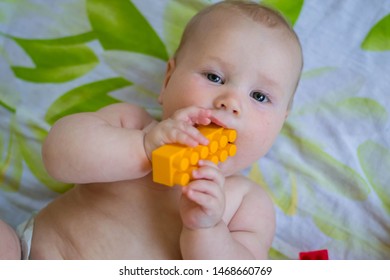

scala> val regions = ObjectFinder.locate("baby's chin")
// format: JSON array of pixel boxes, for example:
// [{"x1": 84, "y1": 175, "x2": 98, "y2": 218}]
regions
[{"x1": 219, "y1": 159, "x2": 250, "y2": 178}]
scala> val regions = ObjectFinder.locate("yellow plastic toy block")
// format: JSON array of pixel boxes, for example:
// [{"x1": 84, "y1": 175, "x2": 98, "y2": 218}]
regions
[{"x1": 152, "y1": 124, "x2": 237, "y2": 187}]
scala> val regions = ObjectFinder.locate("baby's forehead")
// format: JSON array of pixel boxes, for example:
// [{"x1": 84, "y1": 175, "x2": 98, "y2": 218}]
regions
[
  {"x1": 194, "y1": 4, "x2": 294, "y2": 33},
  {"x1": 183, "y1": 6, "x2": 300, "y2": 50},
  {"x1": 192, "y1": 12, "x2": 301, "y2": 59}
]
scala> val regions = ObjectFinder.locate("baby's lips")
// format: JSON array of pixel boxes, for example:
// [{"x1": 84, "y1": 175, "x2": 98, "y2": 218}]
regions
[{"x1": 209, "y1": 111, "x2": 234, "y2": 129}]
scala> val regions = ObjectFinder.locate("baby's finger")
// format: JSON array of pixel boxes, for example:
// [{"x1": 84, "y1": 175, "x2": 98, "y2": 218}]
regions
[
  {"x1": 192, "y1": 160, "x2": 225, "y2": 188},
  {"x1": 183, "y1": 184, "x2": 218, "y2": 215},
  {"x1": 186, "y1": 179, "x2": 216, "y2": 196},
  {"x1": 168, "y1": 122, "x2": 209, "y2": 146},
  {"x1": 173, "y1": 107, "x2": 212, "y2": 126}
]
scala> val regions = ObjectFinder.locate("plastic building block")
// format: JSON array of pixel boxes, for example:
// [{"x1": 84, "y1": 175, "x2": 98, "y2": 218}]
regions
[
  {"x1": 299, "y1": 249, "x2": 329, "y2": 260},
  {"x1": 152, "y1": 124, "x2": 237, "y2": 187}
]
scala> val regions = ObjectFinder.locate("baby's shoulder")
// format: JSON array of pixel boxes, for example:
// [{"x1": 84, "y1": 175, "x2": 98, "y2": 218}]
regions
[
  {"x1": 224, "y1": 174, "x2": 275, "y2": 259},
  {"x1": 225, "y1": 174, "x2": 269, "y2": 199},
  {"x1": 96, "y1": 102, "x2": 155, "y2": 129},
  {"x1": 225, "y1": 176, "x2": 275, "y2": 252},
  {"x1": 225, "y1": 174, "x2": 274, "y2": 216}
]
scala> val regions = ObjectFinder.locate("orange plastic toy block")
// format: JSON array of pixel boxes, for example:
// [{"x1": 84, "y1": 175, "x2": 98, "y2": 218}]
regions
[{"x1": 152, "y1": 124, "x2": 237, "y2": 187}]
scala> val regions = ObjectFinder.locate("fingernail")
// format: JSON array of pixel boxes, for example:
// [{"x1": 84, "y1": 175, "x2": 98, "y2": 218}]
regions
[
  {"x1": 201, "y1": 137, "x2": 209, "y2": 145},
  {"x1": 192, "y1": 169, "x2": 200, "y2": 178}
]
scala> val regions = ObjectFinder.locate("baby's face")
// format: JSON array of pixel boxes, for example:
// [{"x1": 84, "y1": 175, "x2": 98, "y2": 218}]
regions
[{"x1": 159, "y1": 12, "x2": 302, "y2": 176}]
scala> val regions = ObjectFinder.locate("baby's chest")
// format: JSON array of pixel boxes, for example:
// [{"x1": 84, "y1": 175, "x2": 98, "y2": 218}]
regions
[
  {"x1": 104, "y1": 203, "x2": 183, "y2": 259},
  {"x1": 64, "y1": 201, "x2": 183, "y2": 259},
  {"x1": 110, "y1": 188, "x2": 183, "y2": 258}
]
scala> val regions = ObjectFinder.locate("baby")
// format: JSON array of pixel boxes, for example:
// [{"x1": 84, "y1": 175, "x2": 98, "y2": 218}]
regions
[{"x1": 0, "y1": 0, "x2": 302, "y2": 259}]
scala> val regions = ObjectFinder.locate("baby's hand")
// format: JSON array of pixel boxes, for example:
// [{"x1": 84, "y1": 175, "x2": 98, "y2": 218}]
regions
[
  {"x1": 180, "y1": 160, "x2": 226, "y2": 230},
  {"x1": 143, "y1": 107, "x2": 212, "y2": 160}
]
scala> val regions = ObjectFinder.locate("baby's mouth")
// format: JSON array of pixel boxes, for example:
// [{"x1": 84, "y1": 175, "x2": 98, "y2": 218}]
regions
[
  {"x1": 210, "y1": 117, "x2": 227, "y2": 128},
  {"x1": 209, "y1": 113, "x2": 235, "y2": 130}
]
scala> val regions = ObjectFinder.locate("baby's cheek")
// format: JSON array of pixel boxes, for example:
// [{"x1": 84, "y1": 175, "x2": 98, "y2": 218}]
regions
[{"x1": 241, "y1": 137, "x2": 268, "y2": 161}]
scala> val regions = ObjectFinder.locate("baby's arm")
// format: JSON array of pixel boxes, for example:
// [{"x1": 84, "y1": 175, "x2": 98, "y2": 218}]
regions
[
  {"x1": 0, "y1": 220, "x2": 21, "y2": 259},
  {"x1": 42, "y1": 103, "x2": 155, "y2": 183},
  {"x1": 43, "y1": 104, "x2": 214, "y2": 184},
  {"x1": 180, "y1": 176, "x2": 275, "y2": 259}
]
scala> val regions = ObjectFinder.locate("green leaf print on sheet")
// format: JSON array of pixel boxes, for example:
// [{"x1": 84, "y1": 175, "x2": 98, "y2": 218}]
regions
[
  {"x1": 249, "y1": 163, "x2": 298, "y2": 216},
  {"x1": 87, "y1": 0, "x2": 168, "y2": 60},
  {"x1": 261, "y1": 0, "x2": 304, "y2": 25},
  {"x1": 281, "y1": 123, "x2": 371, "y2": 201},
  {"x1": 16, "y1": 118, "x2": 72, "y2": 193},
  {"x1": 361, "y1": 13, "x2": 390, "y2": 51},
  {"x1": 336, "y1": 97, "x2": 388, "y2": 124},
  {"x1": 312, "y1": 206, "x2": 390, "y2": 258},
  {"x1": 0, "y1": 114, "x2": 71, "y2": 193},
  {"x1": 45, "y1": 78, "x2": 132, "y2": 125},
  {"x1": 0, "y1": 121, "x2": 22, "y2": 192},
  {"x1": 8, "y1": 34, "x2": 98, "y2": 83},
  {"x1": 358, "y1": 141, "x2": 390, "y2": 214}
]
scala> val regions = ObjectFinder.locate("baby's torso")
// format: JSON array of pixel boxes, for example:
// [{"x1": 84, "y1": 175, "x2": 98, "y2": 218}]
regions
[
  {"x1": 30, "y1": 175, "x2": 185, "y2": 259},
  {"x1": 29, "y1": 173, "x2": 247, "y2": 259}
]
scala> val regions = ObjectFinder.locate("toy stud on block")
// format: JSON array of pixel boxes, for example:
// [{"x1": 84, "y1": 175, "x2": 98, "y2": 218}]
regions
[
  {"x1": 299, "y1": 249, "x2": 329, "y2": 260},
  {"x1": 152, "y1": 124, "x2": 237, "y2": 187}
]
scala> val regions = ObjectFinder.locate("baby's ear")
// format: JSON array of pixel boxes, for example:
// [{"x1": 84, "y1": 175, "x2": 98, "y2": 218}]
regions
[
  {"x1": 284, "y1": 109, "x2": 290, "y2": 120},
  {"x1": 159, "y1": 58, "x2": 176, "y2": 104},
  {"x1": 285, "y1": 96, "x2": 294, "y2": 120},
  {"x1": 163, "y1": 59, "x2": 176, "y2": 88}
]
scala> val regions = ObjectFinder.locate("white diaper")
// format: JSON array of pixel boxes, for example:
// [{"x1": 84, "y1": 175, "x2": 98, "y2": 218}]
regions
[{"x1": 16, "y1": 215, "x2": 35, "y2": 260}]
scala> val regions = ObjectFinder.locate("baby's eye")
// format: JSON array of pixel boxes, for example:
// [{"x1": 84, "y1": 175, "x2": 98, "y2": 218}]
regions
[
  {"x1": 206, "y1": 73, "x2": 224, "y2": 84},
  {"x1": 250, "y1": 91, "x2": 270, "y2": 103}
]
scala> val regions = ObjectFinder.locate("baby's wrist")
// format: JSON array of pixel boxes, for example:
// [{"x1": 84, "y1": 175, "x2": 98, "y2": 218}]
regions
[
  {"x1": 182, "y1": 218, "x2": 223, "y2": 231},
  {"x1": 141, "y1": 120, "x2": 159, "y2": 163},
  {"x1": 143, "y1": 132, "x2": 152, "y2": 163}
]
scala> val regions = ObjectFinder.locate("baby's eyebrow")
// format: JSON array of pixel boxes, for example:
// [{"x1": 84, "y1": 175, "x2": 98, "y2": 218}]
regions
[
  {"x1": 255, "y1": 70, "x2": 283, "y2": 96},
  {"x1": 206, "y1": 55, "x2": 234, "y2": 69},
  {"x1": 259, "y1": 75, "x2": 279, "y2": 91}
]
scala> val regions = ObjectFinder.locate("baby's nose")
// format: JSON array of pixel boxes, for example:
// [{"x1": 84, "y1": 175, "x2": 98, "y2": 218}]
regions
[{"x1": 214, "y1": 95, "x2": 241, "y2": 116}]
